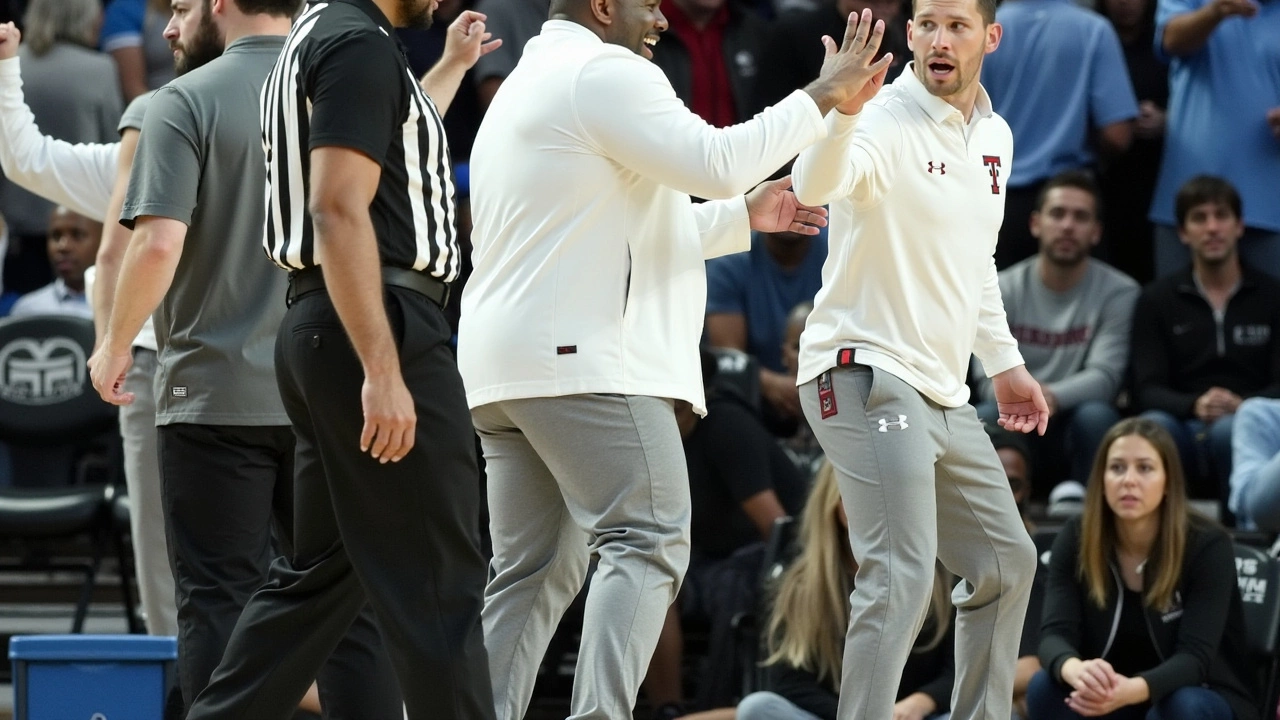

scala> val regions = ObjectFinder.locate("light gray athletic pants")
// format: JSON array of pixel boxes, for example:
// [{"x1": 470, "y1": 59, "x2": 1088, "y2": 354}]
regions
[
  {"x1": 473, "y1": 394, "x2": 691, "y2": 720},
  {"x1": 800, "y1": 364, "x2": 1037, "y2": 720},
  {"x1": 122, "y1": 347, "x2": 178, "y2": 636}
]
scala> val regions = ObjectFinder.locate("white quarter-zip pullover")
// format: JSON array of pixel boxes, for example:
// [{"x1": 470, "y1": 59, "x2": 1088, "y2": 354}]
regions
[
  {"x1": 460, "y1": 20, "x2": 828, "y2": 415},
  {"x1": 793, "y1": 64, "x2": 1023, "y2": 407}
]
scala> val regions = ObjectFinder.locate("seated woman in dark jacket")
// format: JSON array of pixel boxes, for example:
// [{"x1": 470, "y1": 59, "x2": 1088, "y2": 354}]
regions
[
  {"x1": 1031, "y1": 417, "x2": 1257, "y2": 720},
  {"x1": 736, "y1": 461, "x2": 954, "y2": 720}
]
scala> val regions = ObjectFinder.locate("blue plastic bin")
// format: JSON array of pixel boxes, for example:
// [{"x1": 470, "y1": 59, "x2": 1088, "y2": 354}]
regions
[{"x1": 8, "y1": 635, "x2": 177, "y2": 720}]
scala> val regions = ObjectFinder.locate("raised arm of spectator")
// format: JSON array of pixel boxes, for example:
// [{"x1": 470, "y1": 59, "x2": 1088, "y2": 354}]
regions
[
  {"x1": 1047, "y1": 283, "x2": 1139, "y2": 409},
  {"x1": 1157, "y1": 0, "x2": 1257, "y2": 57},
  {"x1": 1129, "y1": 287, "x2": 1198, "y2": 415},
  {"x1": 420, "y1": 10, "x2": 501, "y2": 117},
  {"x1": 0, "y1": 24, "x2": 118, "y2": 220}
]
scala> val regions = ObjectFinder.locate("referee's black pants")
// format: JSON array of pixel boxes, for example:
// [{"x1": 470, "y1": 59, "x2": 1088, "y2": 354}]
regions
[
  {"x1": 157, "y1": 423, "x2": 401, "y2": 719},
  {"x1": 187, "y1": 285, "x2": 495, "y2": 720}
]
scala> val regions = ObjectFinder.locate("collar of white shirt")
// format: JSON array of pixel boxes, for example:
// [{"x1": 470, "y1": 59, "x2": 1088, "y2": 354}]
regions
[
  {"x1": 541, "y1": 18, "x2": 601, "y2": 43},
  {"x1": 897, "y1": 61, "x2": 995, "y2": 126}
]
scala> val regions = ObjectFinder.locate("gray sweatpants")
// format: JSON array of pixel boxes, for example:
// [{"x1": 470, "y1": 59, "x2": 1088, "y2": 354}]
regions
[
  {"x1": 473, "y1": 394, "x2": 691, "y2": 720},
  {"x1": 121, "y1": 347, "x2": 178, "y2": 636},
  {"x1": 800, "y1": 365, "x2": 1037, "y2": 720}
]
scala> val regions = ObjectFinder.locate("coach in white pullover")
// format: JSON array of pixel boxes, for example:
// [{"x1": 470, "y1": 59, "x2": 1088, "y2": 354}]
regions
[
  {"x1": 791, "y1": 0, "x2": 1047, "y2": 718},
  {"x1": 460, "y1": 3, "x2": 895, "y2": 718}
]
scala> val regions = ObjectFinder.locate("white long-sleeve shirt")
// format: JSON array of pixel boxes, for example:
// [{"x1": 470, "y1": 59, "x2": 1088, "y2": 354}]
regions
[
  {"x1": 0, "y1": 56, "x2": 156, "y2": 352},
  {"x1": 792, "y1": 65, "x2": 1022, "y2": 407},
  {"x1": 460, "y1": 20, "x2": 827, "y2": 415}
]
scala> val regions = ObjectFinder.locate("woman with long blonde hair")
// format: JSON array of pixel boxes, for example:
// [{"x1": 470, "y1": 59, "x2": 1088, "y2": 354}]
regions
[
  {"x1": 1030, "y1": 417, "x2": 1256, "y2": 720},
  {"x1": 736, "y1": 461, "x2": 954, "y2": 720}
]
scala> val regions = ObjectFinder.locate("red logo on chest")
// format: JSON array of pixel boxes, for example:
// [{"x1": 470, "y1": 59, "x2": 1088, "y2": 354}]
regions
[{"x1": 982, "y1": 155, "x2": 1002, "y2": 195}]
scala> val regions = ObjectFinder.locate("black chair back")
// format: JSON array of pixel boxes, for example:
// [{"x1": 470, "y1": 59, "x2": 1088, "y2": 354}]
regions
[
  {"x1": 1233, "y1": 542, "x2": 1280, "y2": 717},
  {"x1": 0, "y1": 314, "x2": 116, "y2": 446}
]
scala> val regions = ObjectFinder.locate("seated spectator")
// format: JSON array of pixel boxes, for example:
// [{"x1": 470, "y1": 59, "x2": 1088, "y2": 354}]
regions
[
  {"x1": 1228, "y1": 397, "x2": 1280, "y2": 532},
  {"x1": 10, "y1": 205, "x2": 99, "y2": 319},
  {"x1": 1130, "y1": 176, "x2": 1280, "y2": 516},
  {"x1": 645, "y1": 350, "x2": 810, "y2": 717},
  {"x1": 754, "y1": 0, "x2": 907, "y2": 110},
  {"x1": 981, "y1": 0, "x2": 1137, "y2": 269},
  {"x1": 736, "y1": 460, "x2": 954, "y2": 720},
  {"x1": 1148, "y1": 0, "x2": 1280, "y2": 277},
  {"x1": 1030, "y1": 417, "x2": 1257, "y2": 720},
  {"x1": 706, "y1": 230, "x2": 827, "y2": 434},
  {"x1": 99, "y1": 0, "x2": 175, "y2": 102},
  {"x1": 473, "y1": 0, "x2": 548, "y2": 110},
  {"x1": 779, "y1": 301, "x2": 824, "y2": 476},
  {"x1": 974, "y1": 171, "x2": 1139, "y2": 495},
  {"x1": 651, "y1": 0, "x2": 767, "y2": 128}
]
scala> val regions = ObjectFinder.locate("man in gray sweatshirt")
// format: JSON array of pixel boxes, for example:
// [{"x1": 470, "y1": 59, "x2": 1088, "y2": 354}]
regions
[{"x1": 975, "y1": 170, "x2": 1139, "y2": 492}]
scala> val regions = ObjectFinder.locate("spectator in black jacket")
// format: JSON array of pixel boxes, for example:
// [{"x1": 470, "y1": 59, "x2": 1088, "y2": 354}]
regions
[
  {"x1": 735, "y1": 460, "x2": 954, "y2": 720},
  {"x1": 1030, "y1": 417, "x2": 1256, "y2": 720},
  {"x1": 650, "y1": 0, "x2": 767, "y2": 127},
  {"x1": 1130, "y1": 176, "x2": 1280, "y2": 515}
]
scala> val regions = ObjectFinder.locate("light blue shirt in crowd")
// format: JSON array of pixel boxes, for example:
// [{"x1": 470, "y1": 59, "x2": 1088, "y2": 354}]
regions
[
  {"x1": 981, "y1": 0, "x2": 1138, "y2": 188},
  {"x1": 1230, "y1": 397, "x2": 1280, "y2": 528},
  {"x1": 705, "y1": 231, "x2": 827, "y2": 373},
  {"x1": 9, "y1": 278, "x2": 92, "y2": 320},
  {"x1": 1149, "y1": 0, "x2": 1280, "y2": 231}
]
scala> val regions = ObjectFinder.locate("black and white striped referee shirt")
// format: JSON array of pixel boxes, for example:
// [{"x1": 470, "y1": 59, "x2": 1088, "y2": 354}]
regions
[{"x1": 259, "y1": 0, "x2": 460, "y2": 281}]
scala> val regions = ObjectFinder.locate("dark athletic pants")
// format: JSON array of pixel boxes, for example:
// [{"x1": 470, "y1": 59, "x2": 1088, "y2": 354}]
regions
[
  {"x1": 157, "y1": 423, "x2": 401, "y2": 718},
  {"x1": 186, "y1": 285, "x2": 495, "y2": 720}
]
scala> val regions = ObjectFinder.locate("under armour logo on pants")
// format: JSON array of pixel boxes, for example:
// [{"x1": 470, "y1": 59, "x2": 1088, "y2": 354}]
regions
[{"x1": 878, "y1": 415, "x2": 909, "y2": 432}]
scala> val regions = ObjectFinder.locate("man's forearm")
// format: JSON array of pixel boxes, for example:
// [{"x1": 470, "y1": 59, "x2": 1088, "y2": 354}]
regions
[
  {"x1": 314, "y1": 212, "x2": 400, "y2": 376},
  {"x1": 420, "y1": 61, "x2": 467, "y2": 117},
  {"x1": 104, "y1": 222, "x2": 182, "y2": 354},
  {"x1": 93, "y1": 134, "x2": 138, "y2": 342},
  {"x1": 1162, "y1": 6, "x2": 1223, "y2": 56}
]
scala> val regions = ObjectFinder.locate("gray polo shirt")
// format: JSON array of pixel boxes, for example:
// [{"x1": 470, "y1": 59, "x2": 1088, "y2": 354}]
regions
[
  {"x1": 119, "y1": 90, "x2": 153, "y2": 134},
  {"x1": 121, "y1": 35, "x2": 289, "y2": 427}
]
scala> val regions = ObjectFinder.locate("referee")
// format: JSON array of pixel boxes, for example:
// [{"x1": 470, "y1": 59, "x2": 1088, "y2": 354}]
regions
[
  {"x1": 186, "y1": 4, "x2": 499, "y2": 719},
  {"x1": 85, "y1": 0, "x2": 398, "y2": 714}
]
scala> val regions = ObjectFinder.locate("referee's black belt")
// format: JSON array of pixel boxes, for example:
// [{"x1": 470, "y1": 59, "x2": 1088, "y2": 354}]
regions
[{"x1": 286, "y1": 265, "x2": 450, "y2": 309}]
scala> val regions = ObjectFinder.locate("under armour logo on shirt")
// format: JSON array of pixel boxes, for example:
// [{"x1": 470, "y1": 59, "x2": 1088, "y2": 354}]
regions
[
  {"x1": 878, "y1": 415, "x2": 909, "y2": 432},
  {"x1": 927, "y1": 161, "x2": 945, "y2": 175}
]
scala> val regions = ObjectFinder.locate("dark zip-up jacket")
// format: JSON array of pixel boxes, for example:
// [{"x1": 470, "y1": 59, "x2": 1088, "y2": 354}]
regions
[
  {"x1": 1130, "y1": 264, "x2": 1280, "y2": 417},
  {"x1": 1039, "y1": 516, "x2": 1258, "y2": 720},
  {"x1": 650, "y1": 4, "x2": 766, "y2": 125}
]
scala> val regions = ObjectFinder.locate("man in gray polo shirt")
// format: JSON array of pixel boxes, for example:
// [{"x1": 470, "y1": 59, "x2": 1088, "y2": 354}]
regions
[{"x1": 86, "y1": 0, "x2": 399, "y2": 713}]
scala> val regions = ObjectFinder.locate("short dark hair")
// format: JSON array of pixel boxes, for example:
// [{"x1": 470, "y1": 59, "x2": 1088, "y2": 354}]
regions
[
  {"x1": 1175, "y1": 175, "x2": 1242, "y2": 229},
  {"x1": 913, "y1": 0, "x2": 998, "y2": 25},
  {"x1": 228, "y1": 0, "x2": 302, "y2": 17},
  {"x1": 1033, "y1": 169, "x2": 1102, "y2": 217}
]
